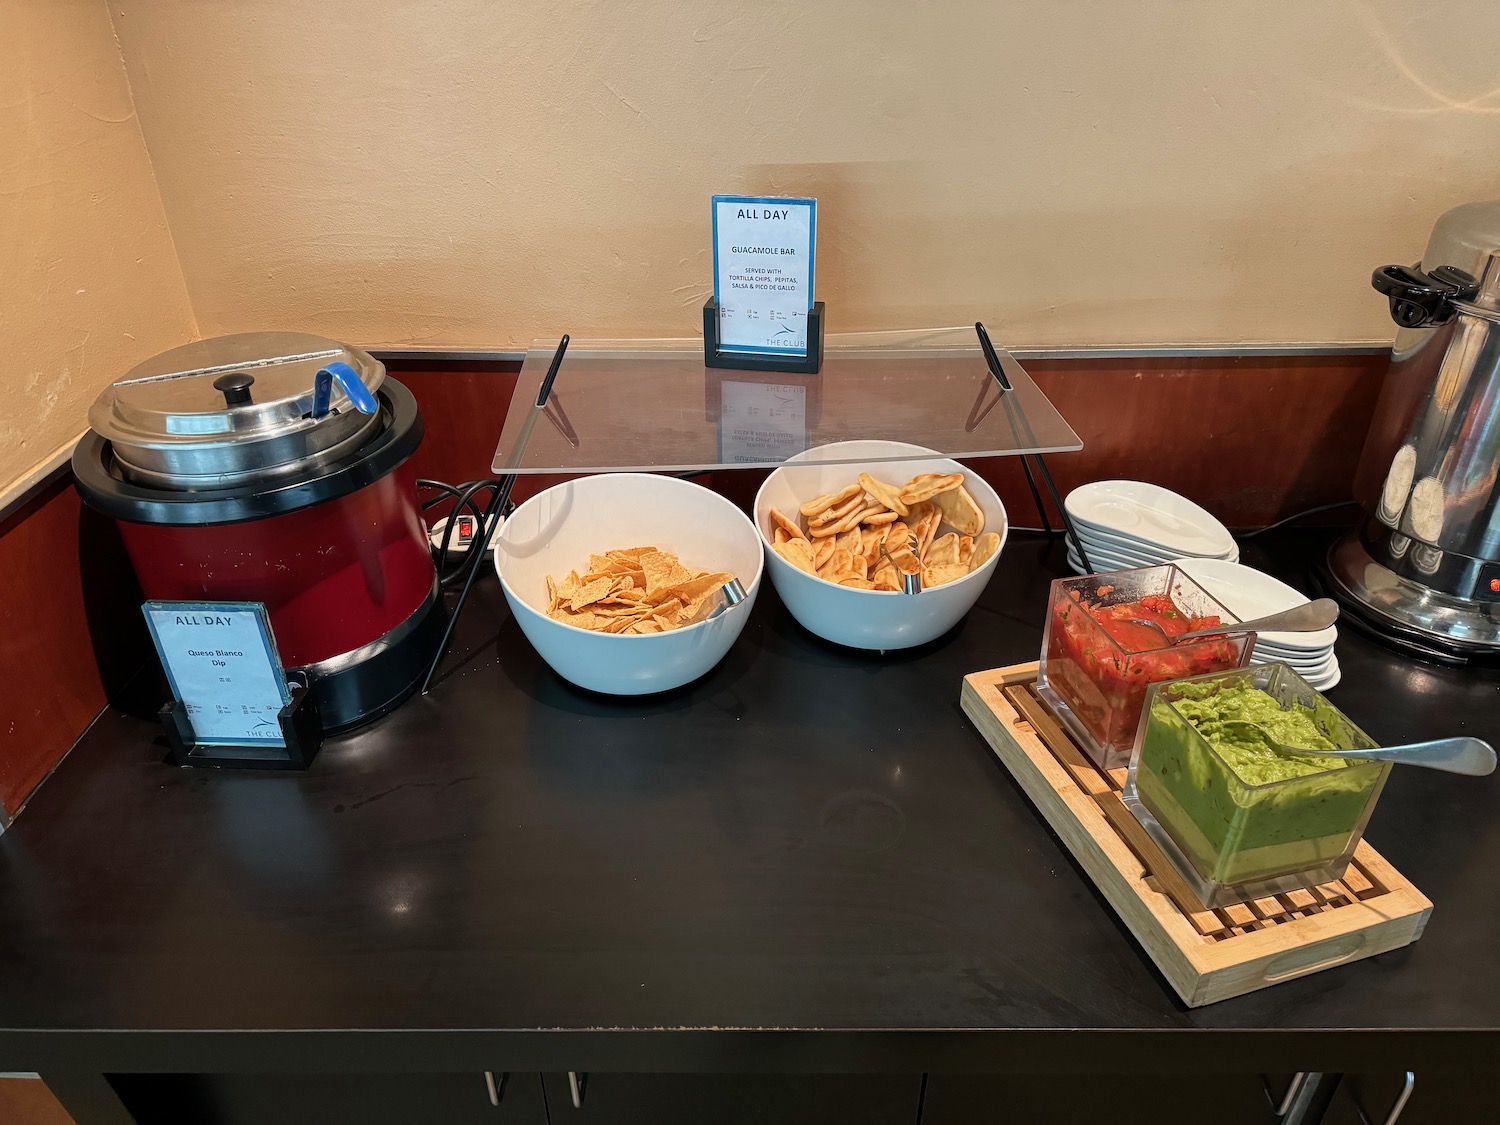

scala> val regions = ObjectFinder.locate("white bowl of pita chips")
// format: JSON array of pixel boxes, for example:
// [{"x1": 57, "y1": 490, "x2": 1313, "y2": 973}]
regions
[
  {"x1": 754, "y1": 441, "x2": 1007, "y2": 650},
  {"x1": 494, "y1": 473, "x2": 763, "y2": 695}
]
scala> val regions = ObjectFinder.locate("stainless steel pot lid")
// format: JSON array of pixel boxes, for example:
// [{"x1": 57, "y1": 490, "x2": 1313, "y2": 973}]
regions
[{"x1": 89, "y1": 332, "x2": 387, "y2": 488}]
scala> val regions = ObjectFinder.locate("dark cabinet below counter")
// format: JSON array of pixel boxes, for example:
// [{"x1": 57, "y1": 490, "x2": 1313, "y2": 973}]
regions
[
  {"x1": 920, "y1": 1073, "x2": 1278, "y2": 1124},
  {"x1": 541, "y1": 1072, "x2": 920, "y2": 1124},
  {"x1": 98, "y1": 1070, "x2": 1290, "y2": 1125},
  {"x1": 107, "y1": 1072, "x2": 548, "y2": 1125},
  {"x1": 1318, "y1": 1070, "x2": 1499, "y2": 1125},
  {"x1": 104, "y1": 1072, "x2": 920, "y2": 1125}
]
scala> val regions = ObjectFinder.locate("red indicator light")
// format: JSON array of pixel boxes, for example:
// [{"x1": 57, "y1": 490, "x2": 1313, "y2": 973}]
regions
[
  {"x1": 457, "y1": 518, "x2": 473, "y2": 539},
  {"x1": 1490, "y1": 577, "x2": 1500, "y2": 594}
]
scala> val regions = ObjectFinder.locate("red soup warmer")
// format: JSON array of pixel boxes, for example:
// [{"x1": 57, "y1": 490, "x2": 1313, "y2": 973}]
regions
[{"x1": 73, "y1": 332, "x2": 443, "y2": 732}]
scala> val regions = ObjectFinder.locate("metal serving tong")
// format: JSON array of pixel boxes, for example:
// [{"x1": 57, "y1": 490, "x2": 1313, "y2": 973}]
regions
[
  {"x1": 682, "y1": 577, "x2": 749, "y2": 625},
  {"x1": 878, "y1": 535, "x2": 923, "y2": 595}
]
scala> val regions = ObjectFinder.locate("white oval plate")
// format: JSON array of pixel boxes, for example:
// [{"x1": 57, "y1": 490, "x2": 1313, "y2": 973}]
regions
[
  {"x1": 1074, "y1": 522, "x2": 1240, "y2": 564},
  {"x1": 1253, "y1": 638, "x2": 1337, "y2": 658},
  {"x1": 1074, "y1": 525, "x2": 1185, "y2": 562},
  {"x1": 1066, "y1": 544, "x2": 1156, "y2": 574},
  {"x1": 1067, "y1": 481, "x2": 1236, "y2": 557},
  {"x1": 1068, "y1": 542, "x2": 1241, "y2": 575},
  {"x1": 1255, "y1": 654, "x2": 1342, "y2": 688},
  {"x1": 1251, "y1": 650, "x2": 1336, "y2": 675},
  {"x1": 1304, "y1": 662, "x2": 1342, "y2": 691},
  {"x1": 1170, "y1": 557, "x2": 1338, "y2": 651}
]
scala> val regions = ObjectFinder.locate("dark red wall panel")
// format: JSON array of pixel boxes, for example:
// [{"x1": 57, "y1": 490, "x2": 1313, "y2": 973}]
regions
[{"x1": 0, "y1": 350, "x2": 1386, "y2": 814}]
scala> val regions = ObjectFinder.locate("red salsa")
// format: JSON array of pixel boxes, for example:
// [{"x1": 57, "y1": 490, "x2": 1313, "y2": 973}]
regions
[{"x1": 1045, "y1": 591, "x2": 1248, "y2": 760}]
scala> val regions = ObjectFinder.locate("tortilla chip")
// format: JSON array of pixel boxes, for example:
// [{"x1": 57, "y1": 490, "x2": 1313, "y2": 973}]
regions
[
  {"x1": 568, "y1": 576, "x2": 614, "y2": 612},
  {"x1": 820, "y1": 547, "x2": 853, "y2": 579},
  {"x1": 932, "y1": 484, "x2": 984, "y2": 537},
  {"x1": 777, "y1": 538, "x2": 817, "y2": 573},
  {"x1": 650, "y1": 597, "x2": 683, "y2": 622},
  {"x1": 640, "y1": 549, "x2": 679, "y2": 595},
  {"x1": 969, "y1": 531, "x2": 1001, "y2": 572},
  {"x1": 769, "y1": 508, "x2": 804, "y2": 541},
  {"x1": 665, "y1": 571, "x2": 734, "y2": 605},
  {"x1": 898, "y1": 472, "x2": 964, "y2": 505},
  {"x1": 923, "y1": 563, "x2": 970, "y2": 588},
  {"x1": 800, "y1": 483, "x2": 862, "y2": 518},
  {"x1": 547, "y1": 546, "x2": 740, "y2": 634},
  {"x1": 926, "y1": 533, "x2": 961, "y2": 567},
  {"x1": 858, "y1": 472, "x2": 909, "y2": 516},
  {"x1": 813, "y1": 535, "x2": 836, "y2": 570}
]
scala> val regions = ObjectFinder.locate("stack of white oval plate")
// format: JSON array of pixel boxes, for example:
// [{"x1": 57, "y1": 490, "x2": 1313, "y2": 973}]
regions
[
  {"x1": 1171, "y1": 557, "x2": 1341, "y2": 691},
  {"x1": 1064, "y1": 480, "x2": 1240, "y2": 573}
]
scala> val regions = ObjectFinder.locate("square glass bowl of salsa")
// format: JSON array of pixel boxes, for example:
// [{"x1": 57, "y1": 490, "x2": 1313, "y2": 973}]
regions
[
  {"x1": 1037, "y1": 565, "x2": 1254, "y2": 770},
  {"x1": 1122, "y1": 663, "x2": 1391, "y2": 909}
]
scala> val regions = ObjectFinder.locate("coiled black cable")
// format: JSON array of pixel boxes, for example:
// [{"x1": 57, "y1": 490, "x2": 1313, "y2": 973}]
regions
[{"x1": 417, "y1": 478, "x2": 512, "y2": 589}]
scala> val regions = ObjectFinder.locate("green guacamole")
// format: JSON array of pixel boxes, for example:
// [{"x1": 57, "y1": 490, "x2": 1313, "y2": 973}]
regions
[
  {"x1": 1135, "y1": 681, "x2": 1388, "y2": 887},
  {"x1": 1168, "y1": 683, "x2": 1345, "y2": 785}
]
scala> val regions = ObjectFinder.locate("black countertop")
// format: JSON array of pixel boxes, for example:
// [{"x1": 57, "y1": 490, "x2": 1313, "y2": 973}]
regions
[{"x1": 3, "y1": 530, "x2": 1499, "y2": 1075}]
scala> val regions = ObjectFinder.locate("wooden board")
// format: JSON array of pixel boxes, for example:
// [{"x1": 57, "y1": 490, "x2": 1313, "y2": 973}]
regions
[{"x1": 961, "y1": 662, "x2": 1433, "y2": 1007}]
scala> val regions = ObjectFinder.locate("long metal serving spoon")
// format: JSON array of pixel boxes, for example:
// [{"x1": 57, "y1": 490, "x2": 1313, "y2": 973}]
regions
[
  {"x1": 1126, "y1": 598, "x2": 1341, "y2": 644},
  {"x1": 1216, "y1": 720, "x2": 1496, "y2": 776}
]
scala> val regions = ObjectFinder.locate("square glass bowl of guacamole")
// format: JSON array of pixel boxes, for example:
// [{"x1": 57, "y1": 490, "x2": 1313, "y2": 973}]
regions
[{"x1": 1121, "y1": 663, "x2": 1390, "y2": 909}]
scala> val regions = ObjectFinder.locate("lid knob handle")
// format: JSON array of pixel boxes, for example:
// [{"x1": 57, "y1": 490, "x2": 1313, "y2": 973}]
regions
[
  {"x1": 311, "y1": 361, "x2": 379, "y2": 419},
  {"x1": 212, "y1": 372, "x2": 255, "y2": 407}
]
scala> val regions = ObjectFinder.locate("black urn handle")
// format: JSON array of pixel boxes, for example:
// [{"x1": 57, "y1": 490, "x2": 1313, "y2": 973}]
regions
[
  {"x1": 213, "y1": 372, "x2": 255, "y2": 407},
  {"x1": 1372, "y1": 263, "x2": 1479, "y2": 329}
]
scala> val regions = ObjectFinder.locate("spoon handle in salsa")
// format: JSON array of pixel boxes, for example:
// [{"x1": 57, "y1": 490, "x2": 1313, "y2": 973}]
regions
[{"x1": 1175, "y1": 598, "x2": 1340, "y2": 643}]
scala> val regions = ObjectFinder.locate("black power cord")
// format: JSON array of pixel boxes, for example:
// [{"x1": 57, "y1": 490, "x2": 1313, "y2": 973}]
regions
[
  {"x1": 417, "y1": 478, "x2": 512, "y2": 588},
  {"x1": 1237, "y1": 500, "x2": 1360, "y2": 539}
]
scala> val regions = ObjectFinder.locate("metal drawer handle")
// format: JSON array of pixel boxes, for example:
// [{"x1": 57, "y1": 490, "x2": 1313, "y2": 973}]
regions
[
  {"x1": 484, "y1": 1071, "x2": 507, "y2": 1107},
  {"x1": 569, "y1": 1071, "x2": 586, "y2": 1109},
  {"x1": 1272, "y1": 1072, "x2": 1308, "y2": 1116},
  {"x1": 1263, "y1": 1072, "x2": 1325, "y2": 1122},
  {"x1": 1359, "y1": 1071, "x2": 1416, "y2": 1125}
]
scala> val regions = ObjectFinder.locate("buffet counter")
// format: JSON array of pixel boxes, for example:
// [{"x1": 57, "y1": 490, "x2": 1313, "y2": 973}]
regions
[{"x1": 2, "y1": 530, "x2": 1498, "y2": 1124}]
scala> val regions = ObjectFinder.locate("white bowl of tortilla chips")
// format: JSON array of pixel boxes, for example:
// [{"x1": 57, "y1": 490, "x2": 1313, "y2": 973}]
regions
[
  {"x1": 494, "y1": 473, "x2": 763, "y2": 695},
  {"x1": 754, "y1": 441, "x2": 1007, "y2": 650}
]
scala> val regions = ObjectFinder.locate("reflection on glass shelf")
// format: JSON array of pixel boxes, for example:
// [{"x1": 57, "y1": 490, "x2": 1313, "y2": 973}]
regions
[{"x1": 491, "y1": 330, "x2": 1082, "y2": 474}]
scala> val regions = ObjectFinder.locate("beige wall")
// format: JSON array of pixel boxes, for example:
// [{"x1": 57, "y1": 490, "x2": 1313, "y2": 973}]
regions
[
  {"x1": 1, "y1": 0, "x2": 195, "y2": 494},
  {"x1": 109, "y1": 0, "x2": 1500, "y2": 351},
  {"x1": 7, "y1": 0, "x2": 1500, "y2": 488}
]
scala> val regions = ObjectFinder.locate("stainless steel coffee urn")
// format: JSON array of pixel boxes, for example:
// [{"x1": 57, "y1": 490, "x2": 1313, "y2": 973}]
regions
[{"x1": 1326, "y1": 200, "x2": 1500, "y2": 661}]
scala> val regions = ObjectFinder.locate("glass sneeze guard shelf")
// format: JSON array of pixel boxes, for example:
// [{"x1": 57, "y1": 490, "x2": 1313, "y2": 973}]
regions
[{"x1": 491, "y1": 326, "x2": 1082, "y2": 474}]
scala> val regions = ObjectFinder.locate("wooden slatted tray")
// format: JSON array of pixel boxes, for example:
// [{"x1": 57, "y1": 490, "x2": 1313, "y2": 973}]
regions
[{"x1": 961, "y1": 662, "x2": 1432, "y2": 1007}]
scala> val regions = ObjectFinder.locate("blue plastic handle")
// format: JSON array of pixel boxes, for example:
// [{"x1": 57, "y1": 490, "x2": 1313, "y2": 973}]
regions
[{"x1": 312, "y1": 361, "x2": 379, "y2": 418}]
